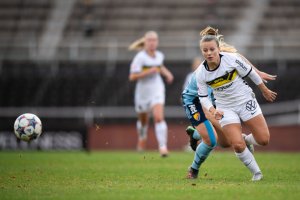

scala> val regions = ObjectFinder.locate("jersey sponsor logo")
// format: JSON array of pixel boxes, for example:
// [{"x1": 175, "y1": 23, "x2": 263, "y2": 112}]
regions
[
  {"x1": 235, "y1": 59, "x2": 247, "y2": 71},
  {"x1": 206, "y1": 69, "x2": 237, "y2": 88},
  {"x1": 246, "y1": 100, "x2": 257, "y2": 112},
  {"x1": 193, "y1": 112, "x2": 201, "y2": 121},
  {"x1": 214, "y1": 82, "x2": 233, "y2": 91}
]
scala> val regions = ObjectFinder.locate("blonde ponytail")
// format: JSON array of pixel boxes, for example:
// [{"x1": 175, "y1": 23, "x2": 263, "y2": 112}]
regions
[
  {"x1": 128, "y1": 37, "x2": 145, "y2": 51},
  {"x1": 128, "y1": 31, "x2": 158, "y2": 51},
  {"x1": 200, "y1": 26, "x2": 218, "y2": 37},
  {"x1": 217, "y1": 35, "x2": 237, "y2": 53},
  {"x1": 200, "y1": 26, "x2": 237, "y2": 53}
]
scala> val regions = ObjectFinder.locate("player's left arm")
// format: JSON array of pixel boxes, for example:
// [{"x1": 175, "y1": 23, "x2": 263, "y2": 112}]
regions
[
  {"x1": 160, "y1": 65, "x2": 174, "y2": 84},
  {"x1": 235, "y1": 54, "x2": 277, "y2": 102},
  {"x1": 237, "y1": 53, "x2": 277, "y2": 83}
]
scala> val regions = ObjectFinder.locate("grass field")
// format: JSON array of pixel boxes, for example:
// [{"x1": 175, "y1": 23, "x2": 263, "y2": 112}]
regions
[{"x1": 0, "y1": 151, "x2": 300, "y2": 200}]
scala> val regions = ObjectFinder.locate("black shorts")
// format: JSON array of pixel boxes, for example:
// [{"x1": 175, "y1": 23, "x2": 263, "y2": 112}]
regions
[{"x1": 183, "y1": 97, "x2": 207, "y2": 127}]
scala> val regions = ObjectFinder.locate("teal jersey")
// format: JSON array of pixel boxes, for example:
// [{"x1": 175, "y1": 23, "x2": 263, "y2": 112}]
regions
[{"x1": 182, "y1": 72, "x2": 215, "y2": 105}]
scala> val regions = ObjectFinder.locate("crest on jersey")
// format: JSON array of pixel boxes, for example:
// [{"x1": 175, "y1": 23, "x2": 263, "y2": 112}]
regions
[{"x1": 193, "y1": 112, "x2": 201, "y2": 121}]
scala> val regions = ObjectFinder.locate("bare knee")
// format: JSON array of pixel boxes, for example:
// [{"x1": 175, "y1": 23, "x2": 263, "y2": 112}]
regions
[
  {"x1": 232, "y1": 141, "x2": 246, "y2": 153},
  {"x1": 258, "y1": 134, "x2": 270, "y2": 146},
  {"x1": 153, "y1": 116, "x2": 163, "y2": 123},
  {"x1": 254, "y1": 130, "x2": 270, "y2": 146}
]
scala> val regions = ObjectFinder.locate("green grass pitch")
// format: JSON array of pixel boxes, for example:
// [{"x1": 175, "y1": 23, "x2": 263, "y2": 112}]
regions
[{"x1": 0, "y1": 151, "x2": 300, "y2": 200}]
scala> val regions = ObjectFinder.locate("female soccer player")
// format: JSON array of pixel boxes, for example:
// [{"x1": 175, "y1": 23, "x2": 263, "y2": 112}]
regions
[
  {"x1": 193, "y1": 27, "x2": 277, "y2": 181},
  {"x1": 129, "y1": 31, "x2": 174, "y2": 157}
]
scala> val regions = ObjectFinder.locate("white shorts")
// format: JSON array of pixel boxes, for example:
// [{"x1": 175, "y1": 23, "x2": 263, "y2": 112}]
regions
[
  {"x1": 218, "y1": 97, "x2": 262, "y2": 127},
  {"x1": 134, "y1": 92, "x2": 165, "y2": 113}
]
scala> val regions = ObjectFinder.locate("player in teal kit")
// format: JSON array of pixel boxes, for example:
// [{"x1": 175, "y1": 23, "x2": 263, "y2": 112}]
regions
[{"x1": 182, "y1": 72, "x2": 231, "y2": 179}]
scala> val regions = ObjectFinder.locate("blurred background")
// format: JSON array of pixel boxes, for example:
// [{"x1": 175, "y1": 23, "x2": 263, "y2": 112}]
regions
[{"x1": 0, "y1": 0, "x2": 299, "y2": 151}]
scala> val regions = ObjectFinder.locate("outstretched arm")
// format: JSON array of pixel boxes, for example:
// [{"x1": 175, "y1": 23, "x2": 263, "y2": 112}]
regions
[
  {"x1": 237, "y1": 53, "x2": 277, "y2": 83},
  {"x1": 247, "y1": 68, "x2": 277, "y2": 102}
]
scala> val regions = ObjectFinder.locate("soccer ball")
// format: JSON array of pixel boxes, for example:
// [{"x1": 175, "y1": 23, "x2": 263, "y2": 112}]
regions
[{"x1": 14, "y1": 113, "x2": 42, "y2": 142}]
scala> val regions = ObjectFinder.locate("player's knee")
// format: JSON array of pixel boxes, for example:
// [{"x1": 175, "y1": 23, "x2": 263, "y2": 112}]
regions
[
  {"x1": 258, "y1": 135, "x2": 270, "y2": 146},
  {"x1": 232, "y1": 141, "x2": 246, "y2": 152},
  {"x1": 154, "y1": 117, "x2": 163, "y2": 123},
  {"x1": 202, "y1": 136, "x2": 217, "y2": 148}
]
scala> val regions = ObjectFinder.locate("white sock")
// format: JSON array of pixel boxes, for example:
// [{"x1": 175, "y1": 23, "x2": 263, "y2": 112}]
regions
[
  {"x1": 154, "y1": 121, "x2": 168, "y2": 149},
  {"x1": 136, "y1": 120, "x2": 148, "y2": 140},
  {"x1": 235, "y1": 148, "x2": 261, "y2": 175},
  {"x1": 245, "y1": 134, "x2": 260, "y2": 146}
]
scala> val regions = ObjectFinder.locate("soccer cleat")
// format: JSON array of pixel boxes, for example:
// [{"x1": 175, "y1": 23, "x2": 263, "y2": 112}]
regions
[
  {"x1": 242, "y1": 134, "x2": 254, "y2": 154},
  {"x1": 186, "y1": 167, "x2": 199, "y2": 179},
  {"x1": 186, "y1": 126, "x2": 199, "y2": 151},
  {"x1": 252, "y1": 171, "x2": 263, "y2": 181}
]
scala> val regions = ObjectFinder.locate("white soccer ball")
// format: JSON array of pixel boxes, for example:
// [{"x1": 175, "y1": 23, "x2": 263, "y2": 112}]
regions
[{"x1": 14, "y1": 113, "x2": 42, "y2": 142}]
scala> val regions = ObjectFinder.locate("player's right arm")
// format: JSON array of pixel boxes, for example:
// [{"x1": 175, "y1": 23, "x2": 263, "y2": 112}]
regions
[{"x1": 196, "y1": 68, "x2": 224, "y2": 120}]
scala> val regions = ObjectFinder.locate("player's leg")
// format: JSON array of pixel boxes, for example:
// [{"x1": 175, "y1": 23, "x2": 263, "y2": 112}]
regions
[
  {"x1": 187, "y1": 119, "x2": 218, "y2": 179},
  {"x1": 220, "y1": 107, "x2": 262, "y2": 181},
  {"x1": 136, "y1": 112, "x2": 149, "y2": 151},
  {"x1": 182, "y1": 97, "x2": 202, "y2": 150},
  {"x1": 222, "y1": 122, "x2": 262, "y2": 181},
  {"x1": 152, "y1": 103, "x2": 168, "y2": 157},
  {"x1": 243, "y1": 114, "x2": 270, "y2": 146},
  {"x1": 241, "y1": 98, "x2": 269, "y2": 149}
]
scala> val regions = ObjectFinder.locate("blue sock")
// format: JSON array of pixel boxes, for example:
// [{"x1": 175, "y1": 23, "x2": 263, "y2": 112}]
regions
[
  {"x1": 192, "y1": 129, "x2": 201, "y2": 140},
  {"x1": 191, "y1": 142, "x2": 214, "y2": 170}
]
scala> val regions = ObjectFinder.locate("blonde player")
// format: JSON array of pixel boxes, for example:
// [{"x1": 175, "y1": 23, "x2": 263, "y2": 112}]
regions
[
  {"x1": 195, "y1": 27, "x2": 277, "y2": 181},
  {"x1": 129, "y1": 31, "x2": 174, "y2": 157},
  {"x1": 185, "y1": 27, "x2": 277, "y2": 180}
]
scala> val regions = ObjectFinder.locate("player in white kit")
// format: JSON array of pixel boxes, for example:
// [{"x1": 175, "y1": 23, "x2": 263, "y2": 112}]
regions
[
  {"x1": 196, "y1": 27, "x2": 277, "y2": 181},
  {"x1": 129, "y1": 31, "x2": 174, "y2": 157}
]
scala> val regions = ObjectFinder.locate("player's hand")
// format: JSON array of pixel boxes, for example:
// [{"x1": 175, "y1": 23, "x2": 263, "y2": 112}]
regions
[
  {"x1": 165, "y1": 73, "x2": 174, "y2": 84},
  {"x1": 258, "y1": 71, "x2": 277, "y2": 83},
  {"x1": 262, "y1": 88, "x2": 277, "y2": 102},
  {"x1": 213, "y1": 109, "x2": 224, "y2": 120}
]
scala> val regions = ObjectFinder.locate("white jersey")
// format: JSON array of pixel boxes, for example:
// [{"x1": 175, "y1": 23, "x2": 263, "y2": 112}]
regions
[
  {"x1": 196, "y1": 52, "x2": 254, "y2": 108},
  {"x1": 130, "y1": 50, "x2": 165, "y2": 112}
]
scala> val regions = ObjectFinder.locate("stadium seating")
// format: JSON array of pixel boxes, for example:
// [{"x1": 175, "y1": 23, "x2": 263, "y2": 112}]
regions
[
  {"x1": 248, "y1": 0, "x2": 300, "y2": 59},
  {"x1": 0, "y1": 0, "x2": 52, "y2": 59},
  {"x1": 0, "y1": 0, "x2": 299, "y2": 109}
]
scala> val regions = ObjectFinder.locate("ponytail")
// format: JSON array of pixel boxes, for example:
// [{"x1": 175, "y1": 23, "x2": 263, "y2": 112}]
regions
[
  {"x1": 128, "y1": 37, "x2": 145, "y2": 51},
  {"x1": 128, "y1": 31, "x2": 158, "y2": 51},
  {"x1": 200, "y1": 26, "x2": 237, "y2": 53}
]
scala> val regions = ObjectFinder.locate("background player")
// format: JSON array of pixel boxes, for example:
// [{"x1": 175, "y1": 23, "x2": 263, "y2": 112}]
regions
[{"x1": 129, "y1": 31, "x2": 174, "y2": 157}]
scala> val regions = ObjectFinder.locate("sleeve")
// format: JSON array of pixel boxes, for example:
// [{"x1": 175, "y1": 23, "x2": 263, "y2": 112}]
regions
[
  {"x1": 130, "y1": 53, "x2": 143, "y2": 74},
  {"x1": 234, "y1": 54, "x2": 253, "y2": 78},
  {"x1": 196, "y1": 69, "x2": 213, "y2": 110},
  {"x1": 234, "y1": 54, "x2": 262, "y2": 85}
]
